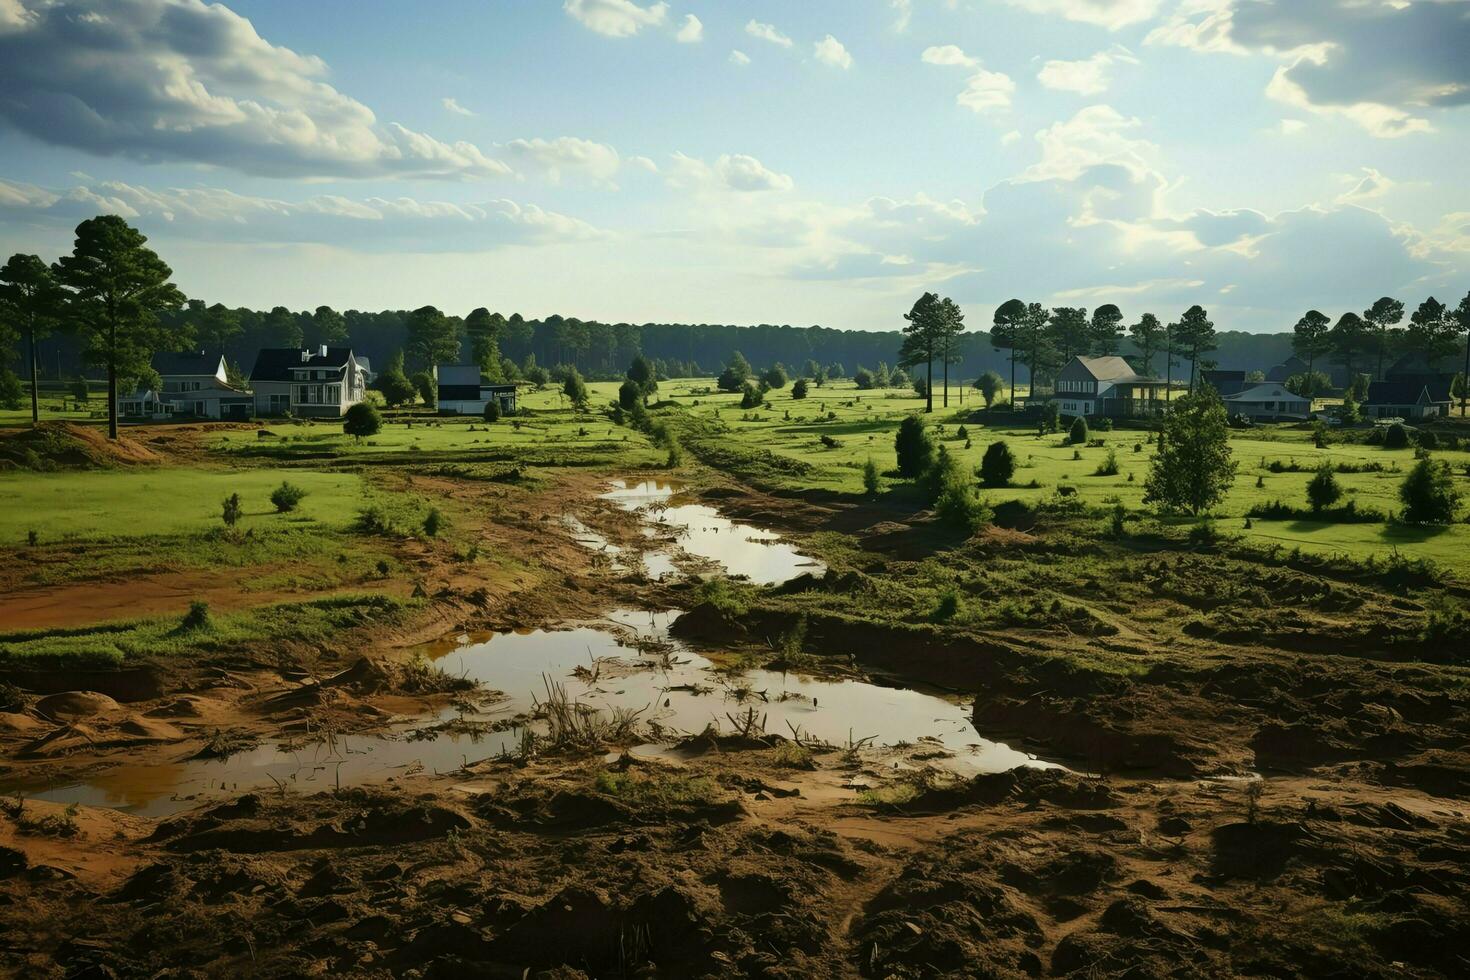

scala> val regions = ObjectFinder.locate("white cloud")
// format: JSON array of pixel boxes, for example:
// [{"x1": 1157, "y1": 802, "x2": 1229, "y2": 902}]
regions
[
  {"x1": 813, "y1": 35, "x2": 852, "y2": 70},
  {"x1": 1037, "y1": 47, "x2": 1138, "y2": 96},
  {"x1": 956, "y1": 70, "x2": 1016, "y2": 116},
  {"x1": 0, "y1": 175, "x2": 604, "y2": 251},
  {"x1": 891, "y1": 0, "x2": 913, "y2": 33},
  {"x1": 1001, "y1": 130, "x2": 1023, "y2": 146},
  {"x1": 503, "y1": 137, "x2": 622, "y2": 185},
  {"x1": 627, "y1": 155, "x2": 659, "y2": 173},
  {"x1": 563, "y1": 0, "x2": 667, "y2": 38},
  {"x1": 1279, "y1": 119, "x2": 1307, "y2": 136},
  {"x1": 675, "y1": 13, "x2": 702, "y2": 43},
  {"x1": 666, "y1": 153, "x2": 794, "y2": 194},
  {"x1": 921, "y1": 45, "x2": 978, "y2": 68},
  {"x1": 745, "y1": 19, "x2": 793, "y2": 48},
  {"x1": 729, "y1": 49, "x2": 751, "y2": 67},
  {"x1": 1334, "y1": 167, "x2": 1394, "y2": 207},
  {"x1": 1148, "y1": 0, "x2": 1467, "y2": 139},
  {"x1": 1023, "y1": 105, "x2": 1159, "y2": 183},
  {"x1": 442, "y1": 97, "x2": 475, "y2": 117},
  {"x1": 0, "y1": 0, "x2": 510, "y2": 180},
  {"x1": 1004, "y1": 0, "x2": 1163, "y2": 31}
]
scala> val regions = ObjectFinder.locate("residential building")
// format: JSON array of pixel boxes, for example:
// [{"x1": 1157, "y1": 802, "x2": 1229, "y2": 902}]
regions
[
  {"x1": 436, "y1": 364, "x2": 518, "y2": 415},
  {"x1": 1049, "y1": 355, "x2": 1170, "y2": 418},
  {"x1": 117, "y1": 389, "x2": 171, "y2": 420},
  {"x1": 1363, "y1": 380, "x2": 1453, "y2": 421},
  {"x1": 1221, "y1": 383, "x2": 1311, "y2": 421},
  {"x1": 249, "y1": 345, "x2": 368, "y2": 418},
  {"x1": 114, "y1": 350, "x2": 254, "y2": 421}
]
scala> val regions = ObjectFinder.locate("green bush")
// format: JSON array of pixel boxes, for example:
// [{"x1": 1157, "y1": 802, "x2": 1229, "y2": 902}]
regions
[
  {"x1": 978, "y1": 440, "x2": 1016, "y2": 487},
  {"x1": 343, "y1": 401, "x2": 383, "y2": 442},
  {"x1": 791, "y1": 378, "x2": 808, "y2": 400},
  {"x1": 1398, "y1": 459, "x2": 1461, "y2": 524},
  {"x1": 1384, "y1": 423, "x2": 1409, "y2": 449},
  {"x1": 1094, "y1": 448, "x2": 1119, "y2": 476},
  {"x1": 270, "y1": 481, "x2": 307, "y2": 513},
  {"x1": 221, "y1": 492, "x2": 243, "y2": 527},
  {"x1": 483, "y1": 399, "x2": 501, "y2": 423},
  {"x1": 1306, "y1": 464, "x2": 1341, "y2": 512},
  {"x1": 862, "y1": 457, "x2": 881, "y2": 495},
  {"x1": 1068, "y1": 415, "x2": 1089, "y2": 445},
  {"x1": 423, "y1": 507, "x2": 443, "y2": 537},
  {"x1": 895, "y1": 415, "x2": 935, "y2": 479},
  {"x1": 1418, "y1": 430, "x2": 1439, "y2": 450}
]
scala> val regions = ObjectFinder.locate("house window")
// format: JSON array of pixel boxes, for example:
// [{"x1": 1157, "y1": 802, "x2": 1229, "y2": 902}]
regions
[{"x1": 326, "y1": 384, "x2": 341, "y2": 404}]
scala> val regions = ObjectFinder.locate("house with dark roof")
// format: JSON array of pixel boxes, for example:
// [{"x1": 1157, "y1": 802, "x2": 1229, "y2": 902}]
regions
[
  {"x1": 1202, "y1": 369, "x2": 1247, "y2": 396},
  {"x1": 248, "y1": 345, "x2": 368, "y2": 418},
  {"x1": 1384, "y1": 353, "x2": 1459, "y2": 388},
  {"x1": 1363, "y1": 380, "x2": 1453, "y2": 421},
  {"x1": 115, "y1": 349, "x2": 253, "y2": 421},
  {"x1": 1222, "y1": 383, "x2": 1311, "y2": 421},
  {"x1": 436, "y1": 364, "x2": 518, "y2": 415},
  {"x1": 1050, "y1": 355, "x2": 1171, "y2": 418}
]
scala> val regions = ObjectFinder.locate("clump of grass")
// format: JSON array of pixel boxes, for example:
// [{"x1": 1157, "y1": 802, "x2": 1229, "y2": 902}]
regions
[
  {"x1": 1094, "y1": 448, "x2": 1119, "y2": 476},
  {"x1": 771, "y1": 740, "x2": 816, "y2": 769},
  {"x1": 179, "y1": 600, "x2": 213, "y2": 633},
  {"x1": 422, "y1": 507, "x2": 443, "y2": 537},
  {"x1": 194, "y1": 728, "x2": 257, "y2": 760},
  {"x1": 857, "y1": 782, "x2": 920, "y2": 806},
  {"x1": 593, "y1": 770, "x2": 719, "y2": 807}
]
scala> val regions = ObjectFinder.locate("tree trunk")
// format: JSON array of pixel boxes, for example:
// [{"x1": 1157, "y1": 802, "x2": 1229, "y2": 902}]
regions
[
  {"x1": 27, "y1": 322, "x2": 39, "y2": 426},
  {"x1": 1462, "y1": 333, "x2": 1469, "y2": 417},
  {"x1": 107, "y1": 318, "x2": 118, "y2": 441},
  {"x1": 925, "y1": 349, "x2": 933, "y2": 414},
  {"x1": 942, "y1": 354, "x2": 949, "y2": 409},
  {"x1": 1009, "y1": 351, "x2": 1016, "y2": 410}
]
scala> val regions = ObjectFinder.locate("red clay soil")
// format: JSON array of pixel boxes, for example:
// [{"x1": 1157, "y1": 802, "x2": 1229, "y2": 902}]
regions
[{"x1": 0, "y1": 422, "x2": 162, "y2": 468}]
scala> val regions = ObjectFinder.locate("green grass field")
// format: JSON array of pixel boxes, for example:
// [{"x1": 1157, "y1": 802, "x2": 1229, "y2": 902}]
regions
[{"x1": 0, "y1": 469, "x2": 368, "y2": 542}]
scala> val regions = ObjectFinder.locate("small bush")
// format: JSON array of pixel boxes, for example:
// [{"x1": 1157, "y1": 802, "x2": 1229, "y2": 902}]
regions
[
  {"x1": 1417, "y1": 430, "x2": 1438, "y2": 450},
  {"x1": 357, "y1": 505, "x2": 393, "y2": 534},
  {"x1": 483, "y1": 400, "x2": 501, "y2": 423},
  {"x1": 978, "y1": 440, "x2": 1015, "y2": 487},
  {"x1": 180, "y1": 601, "x2": 213, "y2": 632},
  {"x1": 1383, "y1": 423, "x2": 1409, "y2": 449},
  {"x1": 1094, "y1": 448, "x2": 1119, "y2": 476},
  {"x1": 423, "y1": 507, "x2": 443, "y2": 537},
  {"x1": 820, "y1": 434, "x2": 840, "y2": 449},
  {"x1": 895, "y1": 415, "x2": 936, "y2": 479},
  {"x1": 791, "y1": 378, "x2": 808, "y2": 399},
  {"x1": 221, "y1": 492, "x2": 243, "y2": 527},
  {"x1": 862, "y1": 457, "x2": 881, "y2": 495},
  {"x1": 270, "y1": 481, "x2": 307, "y2": 513},
  {"x1": 1068, "y1": 416, "x2": 1089, "y2": 445},
  {"x1": 931, "y1": 588, "x2": 960, "y2": 622},
  {"x1": 1398, "y1": 459, "x2": 1461, "y2": 524},
  {"x1": 1306, "y1": 464, "x2": 1341, "y2": 512},
  {"x1": 1187, "y1": 519, "x2": 1219, "y2": 546}
]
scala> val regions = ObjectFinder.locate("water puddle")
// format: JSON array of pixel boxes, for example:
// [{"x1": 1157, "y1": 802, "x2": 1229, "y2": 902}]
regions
[
  {"x1": 600, "y1": 480, "x2": 825, "y2": 585},
  {"x1": 9, "y1": 611, "x2": 1054, "y2": 818}
]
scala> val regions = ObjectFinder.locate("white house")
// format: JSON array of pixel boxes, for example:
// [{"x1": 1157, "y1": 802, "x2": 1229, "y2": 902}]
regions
[
  {"x1": 115, "y1": 350, "x2": 254, "y2": 421},
  {"x1": 1222, "y1": 383, "x2": 1311, "y2": 421},
  {"x1": 248, "y1": 346, "x2": 368, "y2": 418},
  {"x1": 436, "y1": 364, "x2": 518, "y2": 415},
  {"x1": 1050, "y1": 355, "x2": 1170, "y2": 418}
]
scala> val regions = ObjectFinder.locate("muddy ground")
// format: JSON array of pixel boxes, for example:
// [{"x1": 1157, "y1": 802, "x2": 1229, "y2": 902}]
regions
[{"x1": 1, "y1": 425, "x2": 1467, "y2": 978}]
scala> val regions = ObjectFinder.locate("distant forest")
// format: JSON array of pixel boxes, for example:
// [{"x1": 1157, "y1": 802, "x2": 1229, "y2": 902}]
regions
[{"x1": 22, "y1": 304, "x2": 1300, "y2": 385}]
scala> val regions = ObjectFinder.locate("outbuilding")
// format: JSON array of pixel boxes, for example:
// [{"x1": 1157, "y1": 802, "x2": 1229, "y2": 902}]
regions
[
  {"x1": 1222, "y1": 383, "x2": 1311, "y2": 421},
  {"x1": 436, "y1": 364, "x2": 518, "y2": 415}
]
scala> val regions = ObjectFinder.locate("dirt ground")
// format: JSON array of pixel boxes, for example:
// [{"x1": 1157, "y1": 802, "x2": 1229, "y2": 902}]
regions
[{"x1": 1, "y1": 433, "x2": 1467, "y2": 978}]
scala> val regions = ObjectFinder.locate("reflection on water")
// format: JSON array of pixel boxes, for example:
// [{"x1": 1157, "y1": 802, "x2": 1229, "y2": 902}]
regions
[
  {"x1": 11, "y1": 610, "x2": 1053, "y2": 818},
  {"x1": 602, "y1": 480, "x2": 825, "y2": 585}
]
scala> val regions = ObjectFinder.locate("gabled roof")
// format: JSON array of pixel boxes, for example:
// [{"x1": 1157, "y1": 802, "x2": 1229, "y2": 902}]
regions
[
  {"x1": 1364, "y1": 380, "x2": 1452, "y2": 405},
  {"x1": 1223, "y1": 384, "x2": 1309, "y2": 402},
  {"x1": 249, "y1": 347, "x2": 354, "y2": 382},
  {"x1": 437, "y1": 364, "x2": 481, "y2": 387},
  {"x1": 1067, "y1": 355, "x2": 1151, "y2": 384},
  {"x1": 152, "y1": 350, "x2": 223, "y2": 376}
]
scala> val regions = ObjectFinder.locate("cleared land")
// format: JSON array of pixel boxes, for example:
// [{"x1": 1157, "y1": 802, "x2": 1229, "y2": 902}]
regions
[{"x1": 0, "y1": 378, "x2": 1467, "y2": 978}]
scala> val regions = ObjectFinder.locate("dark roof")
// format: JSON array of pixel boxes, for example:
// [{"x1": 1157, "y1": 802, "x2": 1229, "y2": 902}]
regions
[
  {"x1": 1203, "y1": 370, "x2": 1245, "y2": 383},
  {"x1": 152, "y1": 350, "x2": 222, "y2": 376},
  {"x1": 249, "y1": 347, "x2": 354, "y2": 382},
  {"x1": 1364, "y1": 380, "x2": 1452, "y2": 405}
]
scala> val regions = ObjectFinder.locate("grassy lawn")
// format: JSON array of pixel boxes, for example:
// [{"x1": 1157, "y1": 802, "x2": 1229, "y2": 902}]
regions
[
  {"x1": 0, "y1": 469, "x2": 368, "y2": 543},
  {"x1": 642, "y1": 377, "x2": 1470, "y2": 574}
]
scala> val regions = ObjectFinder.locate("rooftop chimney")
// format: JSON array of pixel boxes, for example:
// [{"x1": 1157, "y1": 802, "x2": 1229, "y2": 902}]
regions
[{"x1": 320, "y1": 344, "x2": 329, "y2": 358}]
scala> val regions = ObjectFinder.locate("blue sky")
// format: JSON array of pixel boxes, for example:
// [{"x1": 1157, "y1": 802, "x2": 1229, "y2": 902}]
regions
[{"x1": 1, "y1": 0, "x2": 1467, "y2": 331}]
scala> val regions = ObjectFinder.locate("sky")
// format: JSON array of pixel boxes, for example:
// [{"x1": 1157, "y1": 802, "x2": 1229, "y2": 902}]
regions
[{"x1": 0, "y1": 0, "x2": 1467, "y2": 333}]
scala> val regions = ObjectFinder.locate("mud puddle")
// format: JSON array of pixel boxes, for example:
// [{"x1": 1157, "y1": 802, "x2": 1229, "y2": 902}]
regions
[
  {"x1": 599, "y1": 479, "x2": 825, "y2": 585},
  {"x1": 12, "y1": 610, "x2": 1052, "y2": 817}
]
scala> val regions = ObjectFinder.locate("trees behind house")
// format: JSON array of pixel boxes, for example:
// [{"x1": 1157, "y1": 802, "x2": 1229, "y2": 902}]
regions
[
  {"x1": 374, "y1": 351, "x2": 417, "y2": 407},
  {"x1": 1144, "y1": 384, "x2": 1237, "y2": 515},
  {"x1": 1291, "y1": 310, "x2": 1332, "y2": 397},
  {"x1": 405, "y1": 305, "x2": 460, "y2": 370},
  {"x1": 1403, "y1": 297, "x2": 1460, "y2": 365},
  {"x1": 1128, "y1": 313, "x2": 1164, "y2": 377},
  {"x1": 465, "y1": 307, "x2": 504, "y2": 378},
  {"x1": 1090, "y1": 304, "x2": 1123, "y2": 355},
  {"x1": 1329, "y1": 312, "x2": 1371, "y2": 382},
  {"x1": 51, "y1": 216, "x2": 186, "y2": 440},
  {"x1": 0, "y1": 253, "x2": 66, "y2": 425},
  {"x1": 1174, "y1": 305, "x2": 1217, "y2": 390},
  {"x1": 1362, "y1": 296, "x2": 1404, "y2": 379},
  {"x1": 309, "y1": 305, "x2": 348, "y2": 348}
]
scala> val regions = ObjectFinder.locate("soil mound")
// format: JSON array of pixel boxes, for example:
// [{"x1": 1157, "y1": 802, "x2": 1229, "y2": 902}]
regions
[
  {"x1": 0, "y1": 422, "x2": 160, "y2": 470},
  {"x1": 33, "y1": 690, "x2": 120, "y2": 721}
]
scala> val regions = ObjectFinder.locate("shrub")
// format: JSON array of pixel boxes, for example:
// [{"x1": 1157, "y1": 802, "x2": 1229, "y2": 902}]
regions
[
  {"x1": 1068, "y1": 415, "x2": 1089, "y2": 445},
  {"x1": 423, "y1": 507, "x2": 443, "y2": 537},
  {"x1": 483, "y1": 399, "x2": 501, "y2": 423},
  {"x1": 221, "y1": 492, "x2": 243, "y2": 527},
  {"x1": 343, "y1": 402, "x2": 383, "y2": 442},
  {"x1": 270, "y1": 481, "x2": 307, "y2": 513},
  {"x1": 740, "y1": 381, "x2": 764, "y2": 409},
  {"x1": 1306, "y1": 464, "x2": 1341, "y2": 512},
  {"x1": 1398, "y1": 459, "x2": 1461, "y2": 524},
  {"x1": 1187, "y1": 519, "x2": 1219, "y2": 546},
  {"x1": 1094, "y1": 448, "x2": 1119, "y2": 476},
  {"x1": 979, "y1": 440, "x2": 1016, "y2": 487},
  {"x1": 357, "y1": 505, "x2": 393, "y2": 534},
  {"x1": 180, "y1": 601, "x2": 213, "y2": 632},
  {"x1": 820, "y1": 434, "x2": 839, "y2": 449},
  {"x1": 618, "y1": 379, "x2": 641, "y2": 410},
  {"x1": 762, "y1": 364, "x2": 788, "y2": 389},
  {"x1": 862, "y1": 457, "x2": 881, "y2": 495},
  {"x1": 1096, "y1": 417, "x2": 1113, "y2": 431},
  {"x1": 791, "y1": 378, "x2": 808, "y2": 399},
  {"x1": 665, "y1": 440, "x2": 682, "y2": 468},
  {"x1": 853, "y1": 367, "x2": 876, "y2": 390},
  {"x1": 0, "y1": 369, "x2": 23, "y2": 410},
  {"x1": 410, "y1": 370, "x2": 437, "y2": 407},
  {"x1": 931, "y1": 588, "x2": 961, "y2": 622},
  {"x1": 1383, "y1": 423, "x2": 1409, "y2": 449},
  {"x1": 894, "y1": 415, "x2": 936, "y2": 479},
  {"x1": 1418, "y1": 430, "x2": 1439, "y2": 450}
]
